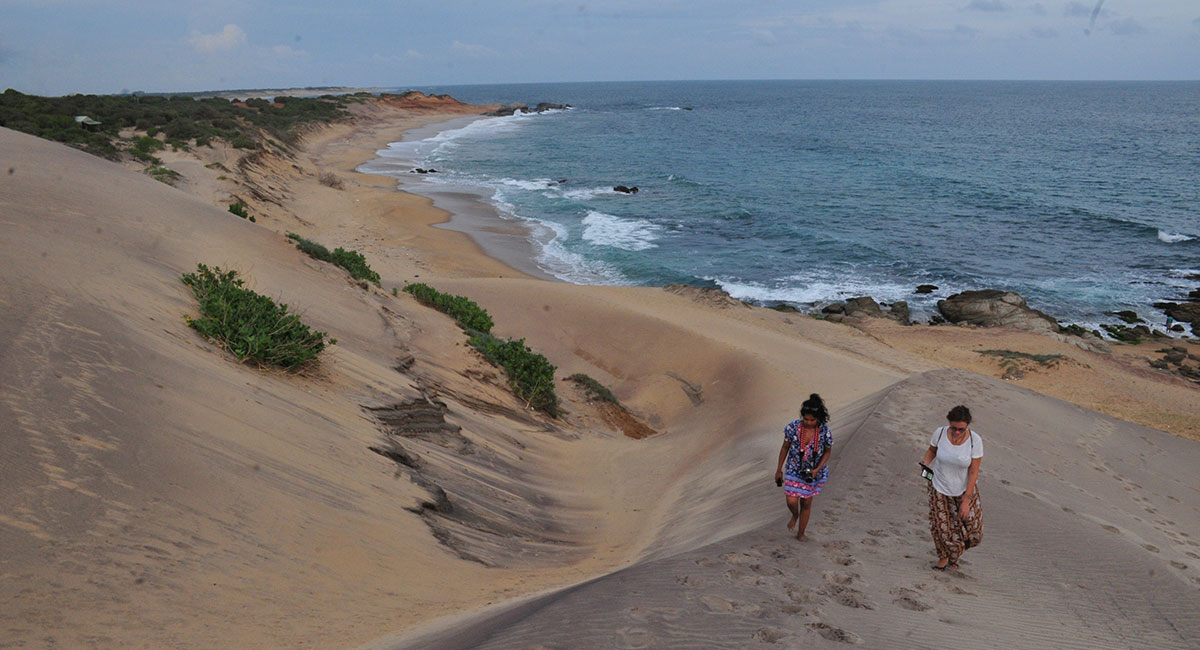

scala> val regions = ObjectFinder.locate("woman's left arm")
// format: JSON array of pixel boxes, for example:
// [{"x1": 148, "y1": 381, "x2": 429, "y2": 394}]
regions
[
  {"x1": 814, "y1": 430, "x2": 832, "y2": 473},
  {"x1": 959, "y1": 457, "x2": 981, "y2": 519}
]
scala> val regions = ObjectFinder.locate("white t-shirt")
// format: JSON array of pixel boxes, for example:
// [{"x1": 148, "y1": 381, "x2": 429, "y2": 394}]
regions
[{"x1": 929, "y1": 426, "x2": 983, "y2": 497}]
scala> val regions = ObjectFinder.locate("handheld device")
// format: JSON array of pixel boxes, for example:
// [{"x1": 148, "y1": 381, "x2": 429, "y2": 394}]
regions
[{"x1": 919, "y1": 462, "x2": 934, "y2": 481}]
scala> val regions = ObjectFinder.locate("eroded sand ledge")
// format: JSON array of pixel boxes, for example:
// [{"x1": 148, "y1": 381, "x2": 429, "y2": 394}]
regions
[{"x1": 1, "y1": 99, "x2": 1198, "y2": 649}]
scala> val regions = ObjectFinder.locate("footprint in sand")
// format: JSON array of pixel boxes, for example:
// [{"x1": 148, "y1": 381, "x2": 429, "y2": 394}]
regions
[
  {"x1": 1143, "y1": 544, "x2": 1160, "y2": 553},
  {"x1": 889, "y1": 587, "x2": 933, "y2": 612},
  {"x1": 945, "y1": 582, "x2": 974, "y2": 599},
  {"x1": 698, "y1": 595, "x2": 735, "y2": 613},
  {"x1": 819, "y1": 583, "x2": 875, "y2": 610},
  {"x1": 618, "y1": 627, "x2": 659, "y2": 649},
  {"x1": 1101, "y1": 525, "x2": 1120, "y2": 534},
  {"x1": 753, "y1": 627, "x2": 791, "y2": 644},
  {"x1": 1169, "y1": 561, "x2": 1188, "y2": 570},
  {"x1": 807, "y1": 622, "x2": 862, "y2": 644}
]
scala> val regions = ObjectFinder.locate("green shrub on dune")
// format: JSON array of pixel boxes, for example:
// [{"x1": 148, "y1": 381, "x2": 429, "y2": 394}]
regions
[
  {"x1": 286, "y1": 233, "x2": 381, "y2": 286},
  {"x1": 402, "y1": 282, "x2": 558, "y2": 415},
  {"x1": 402, "y1": 282, "x2": 493, "y2": 333},
  {"x1": 469, "y1": 332, "x2": 559, "y2": 416},
  {"x1": 181, "y1": 264, "x2": 329, "y2": 369}
]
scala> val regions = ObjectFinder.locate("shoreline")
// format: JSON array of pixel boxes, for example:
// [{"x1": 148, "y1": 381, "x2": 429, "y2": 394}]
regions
[{"x1": 353, "y1": 116, "x2": 559, "y2": 282}]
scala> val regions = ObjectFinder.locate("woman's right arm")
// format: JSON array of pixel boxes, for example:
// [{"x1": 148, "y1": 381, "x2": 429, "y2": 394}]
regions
[
  {"x1": 920, "y1": 445, "x2": 937, "y2": 466},
  {"x1": 776, "y1": 441, "x2": 788, "y2": 479}
]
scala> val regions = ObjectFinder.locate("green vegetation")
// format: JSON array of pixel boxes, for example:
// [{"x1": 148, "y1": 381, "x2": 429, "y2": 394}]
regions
[
  {"x1": 228, "y1": 201, "x2": 253, "y2": 221},
  {"x1": 402, "y1": 282, "x2": 493, "y2": 333},
  {"x1": 469, "y1": 333, "x2": 559, "y2": 415},
  {"x1": 181, "y1": 264, "x2": 329, "y2": 370},
  {"x1": 286, "y1": 233, "x2": 380, "y2": 286},
  {"x1": 0, "y1": 89, "x2": 357, "y2": 160},
  {"x1": 402, "y1": 282, "x2": 558, "y2": 415},
  {"x1": 567, "y1": 373, "x2": 619, "y2": 404},
  {"x1": 977, "y1": 349, "x2": 1065, "y2": 365},
  {"x1": 146, "y1": 166, "x2": 181, "y2": 185}
]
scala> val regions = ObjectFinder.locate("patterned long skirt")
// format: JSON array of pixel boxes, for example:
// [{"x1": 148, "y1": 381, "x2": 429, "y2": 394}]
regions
[{"x1": 927, "y1": 483, "x2": 982, "y2": 563}]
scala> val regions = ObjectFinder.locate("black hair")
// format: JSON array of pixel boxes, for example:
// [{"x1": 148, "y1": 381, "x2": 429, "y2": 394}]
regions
[
  {"x1": 799, "y1": 393, "x2": 829, "y2": 425},
  {"x1": 946, "y1": 405, "x2": 972, "y2": 424}
]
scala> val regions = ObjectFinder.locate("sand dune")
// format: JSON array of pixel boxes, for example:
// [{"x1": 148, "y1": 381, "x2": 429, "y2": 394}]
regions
[
  {"x1": 378, "y1": 370, "x2": 1200, "y2": 649},
  {"x1": 2, "y1": 113, "x2": 1199, "y2": 650}
]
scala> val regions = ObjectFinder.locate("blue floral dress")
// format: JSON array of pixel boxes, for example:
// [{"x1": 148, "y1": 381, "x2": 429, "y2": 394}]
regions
[{"x1": 782, "y1": 421, "x2": 832, "y2": 498}]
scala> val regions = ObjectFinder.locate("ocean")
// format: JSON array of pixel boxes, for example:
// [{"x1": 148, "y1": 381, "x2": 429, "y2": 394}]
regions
[{"x1": 358, "y1": 80, "x2": 1200, "y2": 329}]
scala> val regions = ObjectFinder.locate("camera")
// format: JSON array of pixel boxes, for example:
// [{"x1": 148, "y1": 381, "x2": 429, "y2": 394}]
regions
[{"x1": 919, "y1": 462, "x2": 934, "y2": 481}]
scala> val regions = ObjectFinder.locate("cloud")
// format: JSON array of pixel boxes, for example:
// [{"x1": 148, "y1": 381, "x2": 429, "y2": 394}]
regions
[
  {"x1": 1108, "y1": 17, "x2": 1145, "y2": 36},
  {"x1": 372, "y1": 50, "x2": 424, "y2": 64},
  {"x1": 1031, "y1": 26, "x2": 1058, "y2": 39},
  {"x1": 954, "y1": 24, "x2": 980, "y2": 36},
  {"x1": 187, "y1": 24, "x2": 246, "y2": 54},
  {"x1": 270, "y1": 44, "x2": 307, "y2": 58},
  {"x1": 751, "y1": 28, "x2": 778, "y2": 46},
  {"x1": 1030, "y1": 3, "x2": 1047, "y2": 16},
  {"x1": 451, "y1": 40, "x2": 497, "y2": 58},
  {"x1": 965, "y1": 0, "x2": 1007, "y2": 11}
]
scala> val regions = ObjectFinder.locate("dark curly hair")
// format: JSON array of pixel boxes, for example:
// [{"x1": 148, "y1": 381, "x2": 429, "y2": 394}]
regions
[
  {"x1": 800, "y1": 393, "x2": 829, "y2": 425},
  {"x1": 946, "y1": 405, "x2": 972, "y2": 424}
]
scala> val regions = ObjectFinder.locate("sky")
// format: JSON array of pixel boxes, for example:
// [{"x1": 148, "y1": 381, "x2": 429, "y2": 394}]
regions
[{"x1": 1, "y1": 0, "x2": 1198, "y2": 95}]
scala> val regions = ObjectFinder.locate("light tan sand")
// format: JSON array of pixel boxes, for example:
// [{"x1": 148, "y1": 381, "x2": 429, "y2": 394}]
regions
[{"x1": 2, "y1": 100, "x2": 1198, "y2": 650}]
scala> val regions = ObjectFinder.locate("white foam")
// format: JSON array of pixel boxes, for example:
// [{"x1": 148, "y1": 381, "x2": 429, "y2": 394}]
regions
[
  {"x1": 581, "y1": 211, "x2": 662, "y2": 251},
  {"x1": 561, "y1": 186, "x2": 616, "y2": 200},
  {"x1": 498, "y1": 177, "x2": 557, "y2": 191},
  {"x1": 647, "y1": 106, "x2": 683, "y2": 111},
  {"x1": 707, "y1": 273, "x2": 940, "y2": 310},
  {"x1": 1159, "y1": 230, "x2": 1196, "y2": 243}
]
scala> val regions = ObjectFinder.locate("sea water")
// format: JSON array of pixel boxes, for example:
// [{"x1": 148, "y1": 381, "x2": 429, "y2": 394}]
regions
[{"x1": 360, "y1": 80, "x2": 1200, "y2": 328}]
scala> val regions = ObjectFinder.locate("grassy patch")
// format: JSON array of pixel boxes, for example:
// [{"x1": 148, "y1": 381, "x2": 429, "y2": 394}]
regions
[
  {"x1": 181, "y1": 264, "x2": 329, "y2": 369},
  {"x1": 566, "y1": 373, "x2": 619, "y2": 404},
  {"x1": 286, "y1": 233, "x2": 381, "y2": 287},
  {"x1": 469, "y1": 332, "x2": 558, "y2": 415},
  {"x1": 228, "y1": 201, "x2": 255, "y2": 222},
  {"x1": 146, "y1": 166, "x2": 181, "y2": 185},
  {"x1": 402, "y1": 282, "x2": 493, "y2": 333},
  {"x1": 403, "y1": 282, "x2": 559, "y2": 415},
  {"x1": 977, "y1": 349, "x2": 1065, "y2": 365}
]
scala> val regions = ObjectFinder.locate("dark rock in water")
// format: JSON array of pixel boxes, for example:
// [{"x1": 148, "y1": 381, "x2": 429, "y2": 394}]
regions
[
  {"x1": 613, "y1": 185, "x2": 639, "y2": 194},
  {"x1": 1162, "y1": 302, "x2": 1200, "y2": 326},
  {"x1": 487, "y1": 103, "x2": 527, "y2": 116},
  {"x1": 533, "y1": 102, "x2": 568, "y2": 112},
  {"x1": 558, "y1": 179, "x2": 568, "y2": 184},
  {"x1": 682, "y1": 107, "x2": 694, "y2": 111},
  {"x1": 937, "y1": 289, "x2": 1058, "y2": 332},
  {"x1": 843, "y1": 296, "x2": 884, "y2": 318},
  {"x1": 1189, "y1": 287, "x2": 1200, "y2": 301},
  {"x1": 1154, "y1": 301, "x2": 1177, "y2": 310},
  {"x1": 1102, "y1": 323, "x2": 1152, "y2": 343},
  {"x1": 888, "y1": 301, "x2": 911, "y2": 324},
  {"x1": 822, "y1": 303, "x2": 846, "y2": 315},
  {"x1": 1112, "y1": 310, "x2": 1144, "y2": 324},
  {"x1": 412, "y1": 168, "x2": 428, "y2": 174},
  {"x1": 1171, "y1": 324, "x2": 1186, "y2": 332},
  {"x1": 1059, "y1": 323, "x2": 1089, "y2": 337},
  {"x1": 915, "y1": 284, "x2": 938, "y2": 294}
]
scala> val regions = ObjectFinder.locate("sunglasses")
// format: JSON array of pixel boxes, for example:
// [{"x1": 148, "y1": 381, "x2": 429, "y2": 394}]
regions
[{"x1": 948, "y1": 425, "x2": 968, "y2": 433}]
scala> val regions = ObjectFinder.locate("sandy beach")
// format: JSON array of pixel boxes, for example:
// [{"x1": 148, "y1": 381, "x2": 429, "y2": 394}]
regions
[{"x1": 2, "y1": 96, "x2": 1198, "y2": 649}]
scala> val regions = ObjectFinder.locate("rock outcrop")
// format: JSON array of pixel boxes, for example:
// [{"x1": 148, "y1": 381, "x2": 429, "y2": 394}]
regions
[
  {"x1": 821, "y1": 296, "x2": 910, "y2": 324},
  {"x1": 936, "y1": 290, "x2": 1058, "y2": 332}
]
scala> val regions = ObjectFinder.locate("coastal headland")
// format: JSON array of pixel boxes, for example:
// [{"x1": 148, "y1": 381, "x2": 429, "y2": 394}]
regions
[{"x1": 1, "y1": 92, "x2": 1198, "y2": 648}]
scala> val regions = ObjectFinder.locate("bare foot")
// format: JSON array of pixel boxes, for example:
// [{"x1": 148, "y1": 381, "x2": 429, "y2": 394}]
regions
[
  {"x1": 933, "y1": 558, "x2": 949, "y2": 570},
  {"x1": 796, "y1": 532, "x2": 807, "y2": 541},
  {"x1": 787, "y1": 515, "x2": 798, "y2": 531}
]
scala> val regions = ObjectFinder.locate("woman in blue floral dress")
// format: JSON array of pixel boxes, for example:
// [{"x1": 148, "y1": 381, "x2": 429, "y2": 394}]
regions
[{"x1": 774, "y1": 393, "x2": 833, "y2": 541}]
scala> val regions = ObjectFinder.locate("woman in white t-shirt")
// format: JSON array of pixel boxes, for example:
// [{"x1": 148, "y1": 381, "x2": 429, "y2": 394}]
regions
[{"x1": 919, "y1": 405, "x2": 983, "y2": 571}]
